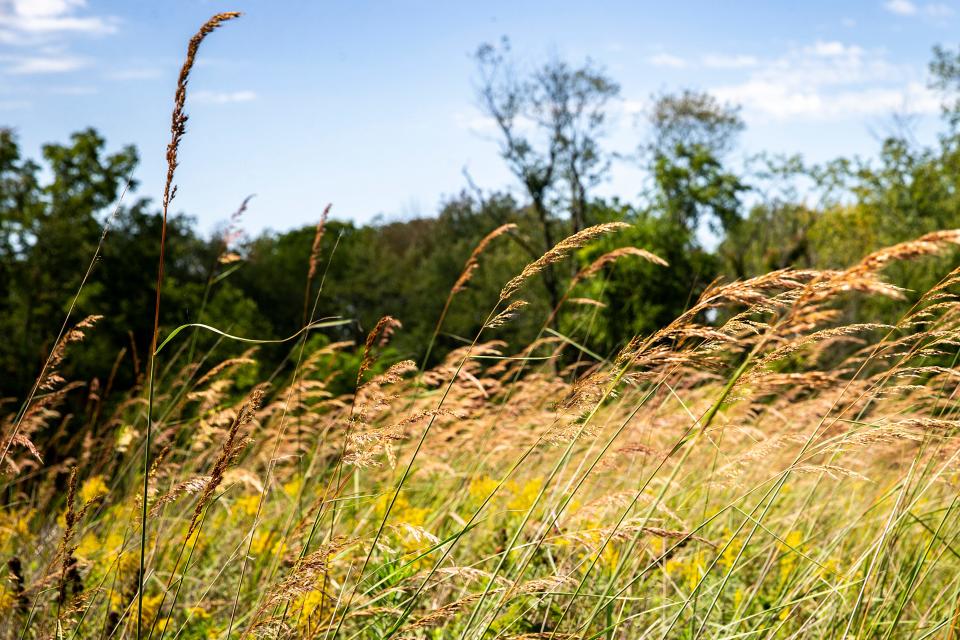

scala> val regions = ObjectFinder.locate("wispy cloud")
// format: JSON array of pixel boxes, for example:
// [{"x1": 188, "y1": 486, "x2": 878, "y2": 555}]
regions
[
  {"x1": 803, "y1": 40, "x2": 863, "y2": 57},
  {"x1": 47, "y1": 84, "x2": 96, "y2": 95},
  {"x1": 488, "y1": 38, "x2": 937, "y2": 127},
  {"x1": 714, "y1": 81, "x2": 938, "y2": 120},
  {"x1": 193, "y1": 90, "x2": 257, "y2": 105},
  {"x1": 702, "y1": 54, "x2": 759, "y2": 69},
  {"x1": 454, "y1": 109, "x2": 549, "y2": 140},
  {"x1": 454, "y1": 111, "x2": 498, "y2": 136},
  {"x1": 710, "y1": 40, "x2": 939, "y2": 121},
  {"x1": 883, "y1": 0, "x2": 955, "y2": 17},
  {"x1": 0, "y1": 0, "x2": 117, "y2": 44},
  {"x1": 4, "y1": 54, "x2": 87, "y2": 74},
  {"x1": 884, "y1": 0, "x2": 919, "y2": 15},
  {"x1": 619, "y1": 98, "x2": 649, "y2": 118},
  {"x1": 0, "y1": 99, "x2": 30, "y2": 110},
  {"x1": 0, "y1": 1, "x2": 116, "y2": 77},
  {"x1": 647, "y1": 53, "x2": 687, "y2": 69},
  {"x1": 925, "y1": 2, "x2": 954, "y2": 16}
]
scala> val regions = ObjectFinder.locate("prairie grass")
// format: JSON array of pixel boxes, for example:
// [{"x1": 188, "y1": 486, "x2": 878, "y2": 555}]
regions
[{"x1": 3, "y1": 12, "x2": 960, "y2": 640}]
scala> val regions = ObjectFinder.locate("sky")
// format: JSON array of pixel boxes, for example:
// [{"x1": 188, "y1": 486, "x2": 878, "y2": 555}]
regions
[{"x1": 0, "y1": 0, "x2": 956, "y2": 235}]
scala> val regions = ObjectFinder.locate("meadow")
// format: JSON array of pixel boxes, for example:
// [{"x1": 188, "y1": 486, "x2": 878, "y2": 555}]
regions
[{"x1": 3, "y1": 11, "x2": 960, "y2": 640}]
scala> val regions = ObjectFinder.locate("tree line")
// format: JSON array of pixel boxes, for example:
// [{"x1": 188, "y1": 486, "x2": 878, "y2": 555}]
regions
[{"x1": 3, "y1": 42, "x2": 960, "y2": 399}]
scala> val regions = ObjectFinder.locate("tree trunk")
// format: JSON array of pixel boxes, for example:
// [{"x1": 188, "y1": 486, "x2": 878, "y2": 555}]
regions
[{"x1": 532, "y1": 196, "x2": 562, "y2": 316}]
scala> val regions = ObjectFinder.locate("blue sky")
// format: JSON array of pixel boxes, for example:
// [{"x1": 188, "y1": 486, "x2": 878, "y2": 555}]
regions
[{"x1": 0, "y1": 0, "x2": 955, "y2": 234}]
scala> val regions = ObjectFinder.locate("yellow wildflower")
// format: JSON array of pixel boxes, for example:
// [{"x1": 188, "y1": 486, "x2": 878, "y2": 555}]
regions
[
  {"x1": 0, "y1": 585, "x2": 14, "y2": 611},
  {"x1": 283, "y1": 476, "x2": 303, "y2": 499},
  {"x1": 507, "y1": 478, "x2": 542, "y2": 512},
  {"x1": 76, "y1": 532, "x2": 101, "y2": 561},
  {"x1": 140, "y1": 593, "x2": 164, "y2": 626},
  {"x1": 683, "y1": 550, "x2": 705, "y2": 591},
  {"x1": 251, "y1": 531, "x2": 272, "y2": 555},
  {"x1": 79, "y1": 475, "x2": 109, "y2": 504},
  {"x1": 189, "y1": 605, "x2": 210, "y2": 620},
  {"x1": 468, "y1": 476, "x2": 499, "y2": 503},
  {"x1": 779, "y1": 530, "x2": 804, "y2": 583},
  {"x1": 720, "y1": 527, "x2": 742, "y2": 571},
  {"x1": 235, "y1": 494, "x2": 260, "y2": 517}
]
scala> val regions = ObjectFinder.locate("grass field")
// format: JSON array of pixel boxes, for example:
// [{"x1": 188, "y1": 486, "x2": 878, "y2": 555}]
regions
[{"x1": 3, "y1": 11, "x2": 960, "y2": 640}]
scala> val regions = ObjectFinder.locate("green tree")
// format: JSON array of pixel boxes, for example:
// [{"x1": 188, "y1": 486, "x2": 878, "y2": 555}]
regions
[
  {"x1": 475, "y1": 39, "x2": 620, "y2": 308},
  {"x1": 0, "y1": 128, "x2": 136, "y2": 394},
  {"x1": 570, "y1": 200, "x2": 718, "y2": 354},
  {"x1": 0, "y1": 129, "x2": 268, "y2": 397},
  {"x1": 645, "y1": 91, "x2": 748, "y2": 240}
]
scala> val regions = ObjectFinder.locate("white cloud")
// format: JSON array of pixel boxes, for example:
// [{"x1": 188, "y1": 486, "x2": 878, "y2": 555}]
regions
[
  {"x1": 647, "y1": 53, "x2": 687, "y2": 69},
  {"x1": 13, "y1": 0, "x2": 82, "y2": 18},
  {"x1": 469, "y1": 39, "x2": 939, "y2": 131},
  {"x1": 803, "y1": 40, "x2": 863, "y2": 58},
  {"x1": 884, "y1": 0, "x2": 919, "y2": 15},
  {"x1": 5, "y1": 54, "x2": 86, "y2": 74},
  {"x1": 47, "y1": 84, "x2": 95, "y2": 95},
  {"x1": 193, "y1": 90, "x2": 257, "y2": 104},
  {"x1": 714, "y1": 80, "x2": 938, "y2": 120},
  {"x1": 0, "y1": 0, "x2": 115, "y2": 77},
  {"x1": 883, "y1": 0, "x2": 955, "y2": 17},
  {"x1": 454, "y1": 111, "x2": 498, "y2": 136},
  {"x1": 926, "y1": 2, "x2": 954, "y2": 16},
  {"x1": 619, "y1": 98, "x2": 649, "y2": 117},
  {"x1": 702, "y1": 54, "x2": 759, "y2": 69},
  {"x1": 0, "y1": 0, "x2": 116, "y2": 43},
  {"x1": 775, "y1": 44, "x2": 898, "y2": 87},
  {"x1": 454, "y1": 110, "x2": 545, "y2": 141},
  {"x1": 709, "y1": 41, "x2": 939, "y2": 121}
]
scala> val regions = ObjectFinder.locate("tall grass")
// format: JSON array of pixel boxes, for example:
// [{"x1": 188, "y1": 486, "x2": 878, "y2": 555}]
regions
[{"x1": 3, "y1": 12, "x2": 960, "y2": 640}]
